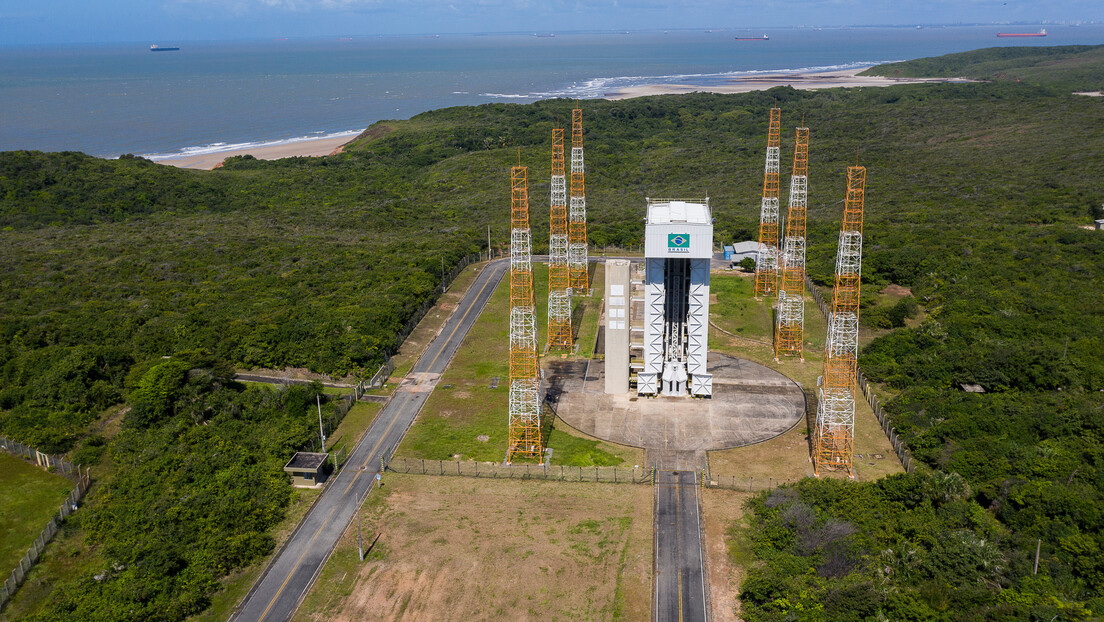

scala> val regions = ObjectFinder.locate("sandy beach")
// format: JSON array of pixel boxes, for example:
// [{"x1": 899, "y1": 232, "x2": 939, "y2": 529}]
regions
[
  {"x1": 604, "y1": 67, "x2": 969, "y2": 100},
  {"x1": 155, "y1": 134, "x2": 354, "y2": 170},
  {"x1": 155, "y1": 68, "x2": 965, "y2": 170}
]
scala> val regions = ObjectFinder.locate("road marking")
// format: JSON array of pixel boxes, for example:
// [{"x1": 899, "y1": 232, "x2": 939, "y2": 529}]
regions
[
  {"x1": 257, "y1": 503, "x2": 340, "y2": 622},
  {"x1": 676, "y1": 478, "x2": 683, "y2": 622}
]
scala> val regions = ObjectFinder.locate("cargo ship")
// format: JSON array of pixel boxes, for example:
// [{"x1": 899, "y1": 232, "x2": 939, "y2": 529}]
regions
[
  {"x1": 997, "y1": 29, "x2": 1046, "y2": 37},
  {"x1": 149, "y1": 44, "x2": 180, "y2": 51},
  {"x1": 734, "y1": 34, "x2": 769, "y2": 41}
]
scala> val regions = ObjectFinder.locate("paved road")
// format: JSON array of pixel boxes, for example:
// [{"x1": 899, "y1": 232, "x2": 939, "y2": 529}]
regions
[
  {"x1": 654, "y1": 470, "x2": 709, "y2": 622},
  {"x1": 231, "y1": 258, "x2": 508, "y2": 622}
]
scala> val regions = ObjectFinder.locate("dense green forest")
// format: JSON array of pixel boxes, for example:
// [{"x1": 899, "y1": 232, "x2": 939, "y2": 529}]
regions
[{"x1": 1, "y1": 44, "x2": 1102, "y2": 618}]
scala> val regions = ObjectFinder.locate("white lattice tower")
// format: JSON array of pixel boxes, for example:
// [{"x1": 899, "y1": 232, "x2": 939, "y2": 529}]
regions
[
  {"x1": 754, "y1": 107, "x2": 782, "y2": 298},
  {"x1": 814, "y1": 166, "x2": 865, "y2": 476},
  {"x1": 569, "y1": 107, "x2": 589, "y2": 291},
  {"x1": 547, "y1": 128, "x2": 572, "y2": 348},
  {"x1": 775, "y1": 126, "x2": 809, "y2": 360},
  {"x1": 508, "y1": 165, "x2": 543, "y2": 461}
]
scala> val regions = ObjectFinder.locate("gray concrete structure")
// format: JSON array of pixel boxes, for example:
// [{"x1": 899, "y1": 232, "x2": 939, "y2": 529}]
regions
[
  {"x1": 553, "y1": 352, "x2": 805, "y2": 470},
  {"x1": 604, "y1": 259, "x2": 631, "y2": 394},
  {"x1": 283, "y1": 452, "x2": 329, "y2": 488}
]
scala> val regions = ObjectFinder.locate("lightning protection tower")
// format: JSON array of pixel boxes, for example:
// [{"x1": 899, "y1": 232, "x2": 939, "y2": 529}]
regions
[
  {"x1": 547, "y1": 128, "x2": 573, "y2": 349},
  {"x1": 507, "y1": 166, "x2": 543, "y2": 461},
  {"x1": 775, "y1": 126, "x2": 810, "y2": 360},
  {"x1": 813, "y1": 166, "x2": 866, "y2": 476},
  {"x1": 569, "y1": 107, "x2": 589, "y2": 291},
  {"x1": 754, "y1": 107, "x2": 782, "y2": 298}
]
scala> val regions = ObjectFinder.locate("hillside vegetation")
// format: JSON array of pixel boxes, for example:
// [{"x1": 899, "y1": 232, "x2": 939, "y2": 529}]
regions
[
  {"x1": 860, "y1": 43, "x2": 1104, "y2": 90},
  {"x1": 1, "y1": 44, "x2": 1102, "y2": 619}
]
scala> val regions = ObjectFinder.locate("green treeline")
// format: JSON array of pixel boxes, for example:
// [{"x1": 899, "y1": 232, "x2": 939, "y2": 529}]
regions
[{"x1": 1, "y1": 44, "x2": 1102, "y2": 618}]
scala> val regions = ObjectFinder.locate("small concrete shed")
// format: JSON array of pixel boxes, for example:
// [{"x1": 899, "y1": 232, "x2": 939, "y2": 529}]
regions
[{"x1": 283, "y1": 452, "x2": 330, "y2": 488}]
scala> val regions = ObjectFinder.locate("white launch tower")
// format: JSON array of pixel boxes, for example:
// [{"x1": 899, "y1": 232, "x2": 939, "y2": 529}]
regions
[{"x1": 637, "y1": 198, "x2": 713, "y2": 398}]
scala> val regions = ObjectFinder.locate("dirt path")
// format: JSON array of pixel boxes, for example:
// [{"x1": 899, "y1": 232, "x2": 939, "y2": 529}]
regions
[{"x1": 700, "y1": 489, "x2": 751, "y2": 622}]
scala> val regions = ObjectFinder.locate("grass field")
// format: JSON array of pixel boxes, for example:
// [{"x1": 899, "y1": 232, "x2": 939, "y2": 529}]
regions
[
  {"x1": 398, "y1": 260, "x2": 630, "y2": 466},
  {"x1": 0, "y1": 454, "x2": 72, "y2": 575},
  {"x1": 325, "y1": 401, "x2": 383, "y2": 460},
  {"x1": 291, "y1": 473, "x2": 652, "y2": 622}
]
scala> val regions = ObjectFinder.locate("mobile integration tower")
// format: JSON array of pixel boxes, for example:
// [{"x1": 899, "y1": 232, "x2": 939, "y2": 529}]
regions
[{"x1": 637, "y1": 199, "x2": 713, "y2": 398}]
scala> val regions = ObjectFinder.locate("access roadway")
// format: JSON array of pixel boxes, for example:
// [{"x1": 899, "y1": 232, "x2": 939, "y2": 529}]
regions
[
  {"x1": 230, "y1": 257, "x2": 508, "y2": 622},
  {"x1": 654, "y1": 469, "x2": 709, "y2": 622}
]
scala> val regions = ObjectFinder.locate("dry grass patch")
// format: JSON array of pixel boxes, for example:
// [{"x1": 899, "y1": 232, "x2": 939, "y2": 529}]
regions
[
  {"x1": 293, "y1": 474, "x2": 652, "y2": 622},
  {"x1": 701, "y1": 489, "x2": 753, "y2": 622}
]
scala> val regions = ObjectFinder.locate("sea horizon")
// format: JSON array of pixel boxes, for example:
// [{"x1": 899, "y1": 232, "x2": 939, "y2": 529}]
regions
[{"x1": 2, "y1": 24, "x2": 1101, "y2": 160}]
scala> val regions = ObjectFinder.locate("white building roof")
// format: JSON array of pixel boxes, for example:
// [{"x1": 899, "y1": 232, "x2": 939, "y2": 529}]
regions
[{"x1": 646, "y1": 199, "x2": 711, "y2": 225}]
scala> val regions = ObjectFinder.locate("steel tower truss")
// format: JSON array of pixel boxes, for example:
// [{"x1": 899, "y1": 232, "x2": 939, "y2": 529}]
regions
[
  {"x1": 754, "y1": 107, "x2": 782, "y2": 298},
  {"x1": 775, "y1": 126, "x2": 810, "y2": 360},
  {"x1": 547, "y1": 128, "x2": 573, "y2": 349},
  {"x1": 508, "y1": 166, "x2": 543, "y2": 461},
  {"x1": 814, "y1": 166, "x2": 866, "y2": 476},
  {"x1": 568, "y1": 108, "x2": 589, "y2": 291}
]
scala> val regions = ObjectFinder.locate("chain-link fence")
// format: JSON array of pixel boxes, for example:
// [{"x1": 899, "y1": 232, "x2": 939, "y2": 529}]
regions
[
  {"x1": 387, "y1": 457, "x2": 654, "y2": 484},
  {"x1": 702, "y1": 473, "x2": 800, "y2": 492},
  {"x1": 0, "y1": 438, "x2": 91, "y2": 608},
  {"x1": 360, "y1": 252, "x2": 484, "y2": 392},
  {"x1": 804, "y1": 275, "x2": 916, "y2": 473}
]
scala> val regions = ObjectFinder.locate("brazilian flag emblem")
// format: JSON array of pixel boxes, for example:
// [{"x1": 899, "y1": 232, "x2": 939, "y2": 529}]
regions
[{"x1": 668, "y1": 233, "x2": 690, "y2": 250}]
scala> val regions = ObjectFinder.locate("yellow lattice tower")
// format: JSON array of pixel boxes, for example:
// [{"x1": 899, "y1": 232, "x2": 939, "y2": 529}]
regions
[
  {"x1": 754, "y1": 107, "x2": 782, "y2": 298},
  {"x1": 774, "y1": 126, "x2": 810, "y2": 359},
  {"x1": 547, "y1": 128, "x2": 573, "y2": 348},
  {"x1": 508, "y1": 165, "x2": 543, "y2": 461},
  {"x1": 814, "y1": 165, "x2": 866, "y2": 476},
  {"x1": 568, "y1": 107, "x2": 589, "y2": 291}
]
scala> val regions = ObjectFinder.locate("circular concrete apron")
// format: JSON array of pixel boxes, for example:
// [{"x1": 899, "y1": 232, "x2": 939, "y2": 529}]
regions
[{"x1": 553, "y1": 353, "x2": 806, "y2": 451}]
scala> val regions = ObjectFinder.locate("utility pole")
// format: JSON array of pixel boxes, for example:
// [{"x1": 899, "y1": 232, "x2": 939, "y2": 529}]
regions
[
  {"x1": 357, "y1": 490, "x2": 364, "y2": 561},
  {"x1": 317, "y1": 394, "x2": 326, "y2": 454},
  {"x1": 487, "y1": 225, "x2": 491, "y2": 261}
]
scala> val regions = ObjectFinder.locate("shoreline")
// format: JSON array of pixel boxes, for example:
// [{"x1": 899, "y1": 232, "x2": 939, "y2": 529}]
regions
[
  {"x1": 155, "y1": 68, "x2": 967, "y2": 170},
  {"x1": 154, "y1": 134, "x2": 355, "y2": 170},
  {"x1": 603, "y1": 67, "x2": 971, "y2": 99}
]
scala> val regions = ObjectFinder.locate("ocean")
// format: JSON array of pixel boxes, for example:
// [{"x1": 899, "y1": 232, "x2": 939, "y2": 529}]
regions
[{"x1": 1, "y1": 25, "x2": 1101, "y2": 160}]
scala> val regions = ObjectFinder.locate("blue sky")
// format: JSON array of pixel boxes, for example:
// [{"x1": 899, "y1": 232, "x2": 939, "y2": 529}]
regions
[{"x1": 1, "y1": 0, "x2": 1099, "y2": 45}]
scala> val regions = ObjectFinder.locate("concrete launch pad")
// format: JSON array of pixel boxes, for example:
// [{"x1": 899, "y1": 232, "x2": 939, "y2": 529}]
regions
[{"x1": 549, "y1": 353, "x2": 806, "y2": 469}]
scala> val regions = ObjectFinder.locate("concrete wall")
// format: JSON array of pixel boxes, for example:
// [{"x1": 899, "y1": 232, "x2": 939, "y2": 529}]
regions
[{"x1": 604, "y1": 259, "x2": 631, "y2": 394}]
